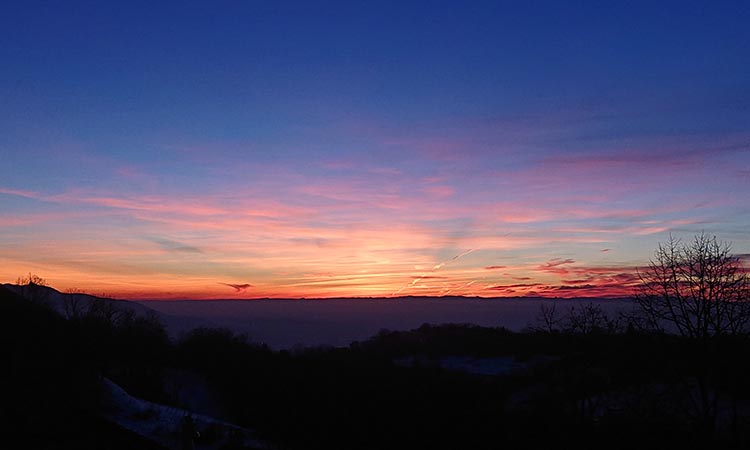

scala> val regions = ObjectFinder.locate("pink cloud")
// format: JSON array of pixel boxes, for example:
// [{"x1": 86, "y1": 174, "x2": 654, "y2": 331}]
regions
[
  {"x1": 538, "y1": 259, "x2": 576, "y2": 275},
  {"x1": 422, "y1": 185, "x2": 455, "y2": 198}
]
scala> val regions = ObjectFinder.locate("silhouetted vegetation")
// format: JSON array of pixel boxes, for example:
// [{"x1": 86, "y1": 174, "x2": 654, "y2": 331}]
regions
[
  {"x1": 635, "y1": 233, "x2": 750, "y2": 338},
  {"x1": 634, "y1": 233, "x2": 750, "y2": 439},
  {"x1": 168, "y1": 320, "x2": 750, "y2": 449}
]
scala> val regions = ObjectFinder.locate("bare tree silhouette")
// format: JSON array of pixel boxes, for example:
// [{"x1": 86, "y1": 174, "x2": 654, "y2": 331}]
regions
[
  {"x1": 635, "y1": 233, "x2": 750, "y2": 339},
  {"x1": 15, "y1": 273, "x2": 51, "y2": 306},
  {"x1": 635, "y1": 233, "x2": 750, "y2": 440},
  {"x1": 535, "y1": 302, "x2": 562, "y2": 333}
]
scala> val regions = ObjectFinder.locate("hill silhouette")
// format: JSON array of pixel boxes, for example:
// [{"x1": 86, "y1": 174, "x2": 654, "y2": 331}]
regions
[{"x1": 0, "y1": 285, "x2": 167, "y2": 449}]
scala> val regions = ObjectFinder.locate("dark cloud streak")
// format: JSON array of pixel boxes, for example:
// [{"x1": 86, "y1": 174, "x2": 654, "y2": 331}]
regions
[
  {"x1": 219, "y1": 283, "x2": 254, "y2": 292},
  {"x1": 149, "y1": 237, "x2": 202, "y2": 254}
]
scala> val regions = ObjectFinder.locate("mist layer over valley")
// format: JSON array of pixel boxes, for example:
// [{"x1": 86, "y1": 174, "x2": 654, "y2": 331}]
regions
[{"x1": 141, "y1": 297, "x2": 634, "y2": 348}]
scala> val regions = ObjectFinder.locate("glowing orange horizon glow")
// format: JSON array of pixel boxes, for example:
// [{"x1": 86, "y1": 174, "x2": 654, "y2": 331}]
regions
[{"x1": 1, "y1": 134, "x2": 747, "y2": 300}]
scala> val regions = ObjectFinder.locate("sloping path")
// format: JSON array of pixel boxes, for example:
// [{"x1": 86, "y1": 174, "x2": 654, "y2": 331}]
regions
[{"x1": 101, "y1": 378, "x2": 269, "y2": 450}]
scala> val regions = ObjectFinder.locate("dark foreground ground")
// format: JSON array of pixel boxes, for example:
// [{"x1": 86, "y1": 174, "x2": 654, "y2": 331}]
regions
[{"x1": 3, "y1": 285, "x2": 750, "y2": 450}]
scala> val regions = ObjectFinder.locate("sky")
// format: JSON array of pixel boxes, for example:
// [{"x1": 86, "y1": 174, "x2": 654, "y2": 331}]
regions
[{"x1": 0, "y1": 1, "x2": 749, "y2": 299}]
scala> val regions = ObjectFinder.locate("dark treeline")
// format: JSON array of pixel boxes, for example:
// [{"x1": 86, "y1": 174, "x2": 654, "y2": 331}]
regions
[
  {"x1": 181, "y1": 322, "x2": 750, "y2": 450},
  {"x1": 3, "y1": 283, "x2": 750, "y2": 449}
]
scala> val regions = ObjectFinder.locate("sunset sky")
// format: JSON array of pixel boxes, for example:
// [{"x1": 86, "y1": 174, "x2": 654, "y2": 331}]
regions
[{"x1": 1, "y1": 1, "x2": 749, "y2": 299}]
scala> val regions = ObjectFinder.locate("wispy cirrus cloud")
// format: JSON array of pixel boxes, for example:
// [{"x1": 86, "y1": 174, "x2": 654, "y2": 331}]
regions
[
  {"x1": 148, "y1": 237, "x2": 203, "y2": 254},
  {"x1": 0, "y1": 187, "x2": 41, "y2": 199}
]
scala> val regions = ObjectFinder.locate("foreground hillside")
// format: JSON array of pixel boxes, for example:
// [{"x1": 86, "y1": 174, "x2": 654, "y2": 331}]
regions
[{"x1": 0, "y1": 286, "x2": 166, "y2": 449}]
